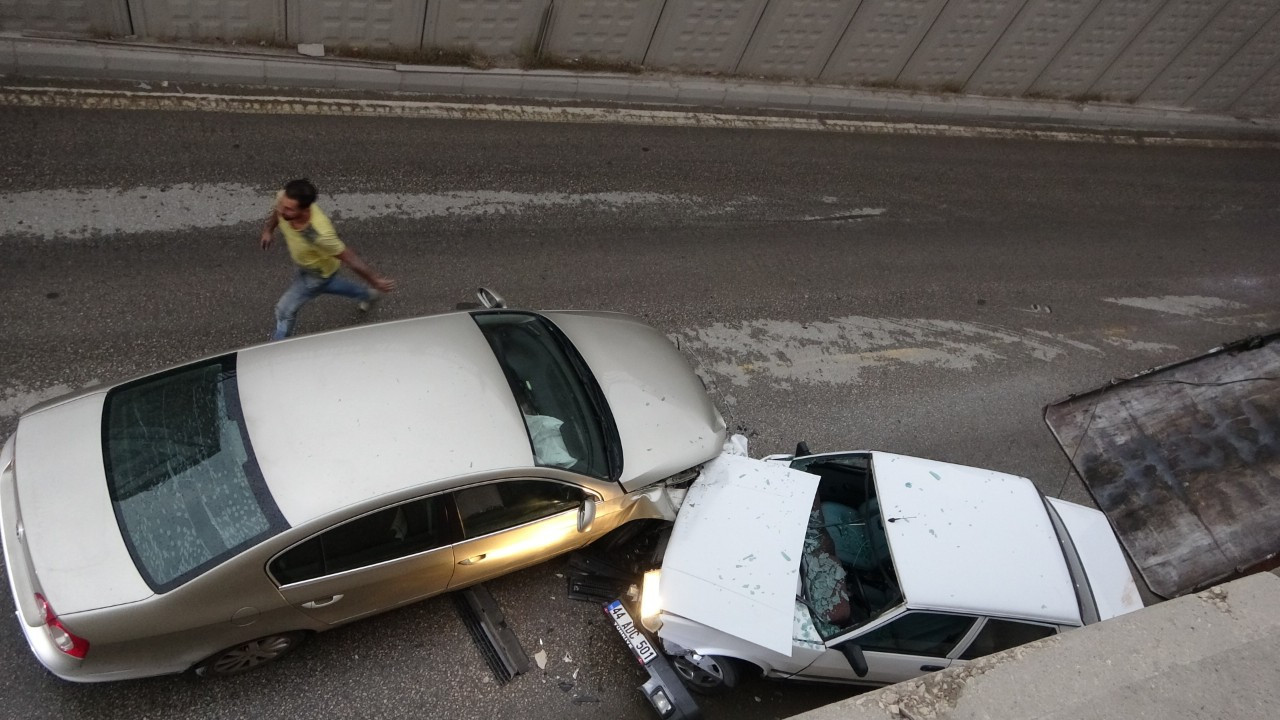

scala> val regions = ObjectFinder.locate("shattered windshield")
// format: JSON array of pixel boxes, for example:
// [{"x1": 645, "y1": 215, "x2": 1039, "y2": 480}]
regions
[
  {"x1": 102, "y1": 355, "x2": 286, "y2": 591},
  {"x1": 791, "y1": 454, "x2": 903, "y2": 638}
]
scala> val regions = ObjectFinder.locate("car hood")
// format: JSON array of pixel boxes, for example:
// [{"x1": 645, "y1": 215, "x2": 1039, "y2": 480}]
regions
[
  {"x1": 656, "y1": 453, "x2": 819, "y2": 656},
  {"x1": 543, "y1": 312, "x2": 727, "y2": 492},
  {"x1": 9, "y1": 394, "x2": 153, "y2": 617}
]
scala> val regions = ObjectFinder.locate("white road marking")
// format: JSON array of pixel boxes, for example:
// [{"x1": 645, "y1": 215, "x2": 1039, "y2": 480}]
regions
[
  {"x1": 673, "y1": 316, "x2": 1086, "y2": 387},
  {"x1": 0, "y1": 383, "x2": 79, "y2": 419},
  {"x1": 2, "y1": 86, "x2": 1276, "y2": 149},
  {"x1": 0, "y1": 184, "x2": 698, "y2": 240},
  {"x1": 1103, "y1": 295, "x2": 1247, "y2": 317},
  {"x1": 1102, "y1": 337, "x2": 1181, "y2": 352}
]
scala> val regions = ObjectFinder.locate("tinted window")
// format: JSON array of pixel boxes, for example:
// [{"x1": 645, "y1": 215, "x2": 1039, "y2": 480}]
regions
[
  {"x1": 455, "y1": 480, "x2": 586, "y2": 539},
  {"x1": 271, "y1": 495, "x2": 453, "y2": 585},
  {"x1": 959, "y1": 619, "x2": 1056, "y2": 660},
  {"x1": 854, "y1": 612, "x2": 976, "y2": 657},
  {"x1": 103, "y1": 356, "x2": 284, "y2": 591},
  {"x1": 473, "y1": 312, "x2": 615, "y2": 480}
]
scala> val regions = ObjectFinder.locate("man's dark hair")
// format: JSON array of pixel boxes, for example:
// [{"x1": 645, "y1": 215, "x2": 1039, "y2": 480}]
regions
[{"x1": 283, "y1": 178, "x2": 318, "y2": 208}]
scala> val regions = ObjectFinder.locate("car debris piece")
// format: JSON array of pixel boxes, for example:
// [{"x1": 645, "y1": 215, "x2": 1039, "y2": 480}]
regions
[{"x1": 453, "y1": 584, "x2": 531, "y2": 683}]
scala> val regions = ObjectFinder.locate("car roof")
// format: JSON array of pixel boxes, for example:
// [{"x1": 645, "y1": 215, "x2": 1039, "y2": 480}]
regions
[
  {"x1": 871, "y1": 452, "x2": 1082, "y2": 626},
  {"x1": 236, "y1": 312, "x2": 534, "y2": 525}
]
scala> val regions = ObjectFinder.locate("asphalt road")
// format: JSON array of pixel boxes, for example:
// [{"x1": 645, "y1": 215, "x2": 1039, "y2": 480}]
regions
[{"x1": 0, "y1": 96, "x2": 1278, "y2": 720}]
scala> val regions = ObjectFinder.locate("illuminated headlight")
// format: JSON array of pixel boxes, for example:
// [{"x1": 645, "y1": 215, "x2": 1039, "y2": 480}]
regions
[{"x1": 640, "y1": 569, "x2": 663, "y2": 632}]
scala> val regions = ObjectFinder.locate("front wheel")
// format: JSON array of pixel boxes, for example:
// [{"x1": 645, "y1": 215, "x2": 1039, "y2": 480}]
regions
[
  {"x1": 672, "y1": 653, "x2": 747, "y2": 695},
  {"x1": 194, "y1": 631, "x2": 307, "y2": 677}
]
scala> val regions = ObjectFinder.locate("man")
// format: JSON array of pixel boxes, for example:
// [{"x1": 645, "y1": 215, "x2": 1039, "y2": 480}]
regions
[{"x1": 260, "y1": 178, "x2": 396, "y2": 340}]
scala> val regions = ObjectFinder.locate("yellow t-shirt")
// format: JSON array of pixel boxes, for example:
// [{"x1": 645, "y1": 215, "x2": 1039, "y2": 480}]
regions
[{"x1": 278, "y1": 199, "x2": 346, "y2": 278}]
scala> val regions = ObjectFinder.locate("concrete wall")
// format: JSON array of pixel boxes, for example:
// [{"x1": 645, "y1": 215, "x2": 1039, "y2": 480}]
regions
[{"x1": 2, "y1": 0, "x2": 1278, "y2": 116}]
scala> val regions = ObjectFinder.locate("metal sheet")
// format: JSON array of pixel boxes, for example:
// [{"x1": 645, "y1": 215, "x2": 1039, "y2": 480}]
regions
[
  {"x1": 896, "y1": 0, "x2": 1027, "y2": 89},
  {"x1": 820, "y1": 0, "x2": 947, "y2": 85},
  {"x1": 542, "y1": 0, "x2": 664, "y2": 63},
  {"x1": 1, "y1": 0, "x2": 131, "y2": 35},
  {"x1": 424, "y1": 0, "x2": 551, "y2": 56},
  {"x1": 286, "y1": 0, "x2": 426, "y2": 49},
  {"x1": 1087, "y1": 0, "x2": 1230, "y2": 100},
  {"x1": 128, "y1": 0, "x2": 285, "y2": 43},
  {"x1": 1139, "y1": 0, "x2": 1280, "y2": 106},
  {"x1": 965, "y1": 0, "x2": 1101, "y2": 96},
  {"x1": 736, "y1": 0, "x2": 861, "y2": 78},
  {"x1": 1029, "y1": 0, "x2": 1165, "y2": 98},
  {"x1": 1229, "y1": 59, "x2": 1280, "y2": 115},
  {"x1": 643, "y1": 0, "x2": 769, "y2": 73},
  {"x1": 1045, "y1": 332, "x2": 1280, "y2": 599},
  {"x1": 1185, "y1": 2, "x2": 1280, "y2": 110}
]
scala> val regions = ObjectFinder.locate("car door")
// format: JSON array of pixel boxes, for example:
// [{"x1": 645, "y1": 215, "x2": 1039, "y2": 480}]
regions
[
  {"x1": 800, "y1": 610, "x2": 979, "y2": 685},
  {"x1": 272, "y1": 493, "x2": 457, "y2": 625},
  {"x1": 953, "y1": 617, "x2": 1059, "y2": 663},
  {"x1": 447, "y1": 478, "x2": 595, "y2": 590}
]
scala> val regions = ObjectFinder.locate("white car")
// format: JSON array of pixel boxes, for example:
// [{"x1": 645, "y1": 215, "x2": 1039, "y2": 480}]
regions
[{"x1": 609, "y1": 448, "x2": 1142, "y2": 713}]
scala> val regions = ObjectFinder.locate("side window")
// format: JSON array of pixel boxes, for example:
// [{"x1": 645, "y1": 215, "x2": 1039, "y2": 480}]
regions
[
  {"x1": 271, "y1": 495, "x2": 453, "y2": 585},
  {"x1": 455, "y1": 480, "x2": 586, "y2": 539},
  {"x1": 853, "y1": 612, "x2": 976, "y2": 657},
  {"x1": 959, "y1": 619, "x2": 1057, "y2": 660}
]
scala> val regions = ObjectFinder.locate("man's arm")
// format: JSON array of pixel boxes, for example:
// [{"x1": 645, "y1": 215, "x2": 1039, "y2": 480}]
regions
[
  {"x1": 337, "y1": 248, "x2": 397, "y2": 292},
  {"x1": 259, "y1": 210, "x2": 279, "y2": 249}
]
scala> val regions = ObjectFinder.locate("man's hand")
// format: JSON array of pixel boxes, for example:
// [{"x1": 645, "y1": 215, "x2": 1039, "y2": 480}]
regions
[
  {"x1": 371, "y1": 276, "x2": 397, "y2": 293},
  {"x1": 259, "y1": 230, "x2": 274, "y2": 249}
]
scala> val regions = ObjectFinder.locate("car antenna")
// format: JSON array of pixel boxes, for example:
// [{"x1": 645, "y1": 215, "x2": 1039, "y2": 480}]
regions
[{"x1": 886, "y1": 515, "x2": 917, "y2": 523}]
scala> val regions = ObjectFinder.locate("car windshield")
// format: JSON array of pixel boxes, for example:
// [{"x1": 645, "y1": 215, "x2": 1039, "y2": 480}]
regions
[
  {"x1": 791, "y1": 454, "x2": 903, "y2": 639},
  {"x1": 102, "y1": 356, "x2": 285, "y2": 592},
  {"x1": 472, "y1": 311, "x2": 618, "y2": 481}
]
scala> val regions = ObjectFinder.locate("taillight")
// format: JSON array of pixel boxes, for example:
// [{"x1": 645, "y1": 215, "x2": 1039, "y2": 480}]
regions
[{"x1": 34, "y1": 593, "x2": 90, "y2": 659}]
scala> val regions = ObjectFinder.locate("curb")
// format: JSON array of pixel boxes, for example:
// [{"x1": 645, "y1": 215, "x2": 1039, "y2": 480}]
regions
[{"x1": 2, "y1": 33, "x2": 1278, "y2": 139}]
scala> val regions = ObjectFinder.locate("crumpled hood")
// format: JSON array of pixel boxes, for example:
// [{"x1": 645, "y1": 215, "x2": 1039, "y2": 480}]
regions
[{"x1": 657, "y1": 453, "x2": 819, "y2": 655}]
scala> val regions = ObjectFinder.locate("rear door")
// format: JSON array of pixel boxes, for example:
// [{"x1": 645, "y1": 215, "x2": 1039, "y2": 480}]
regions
[
  {"x1": 447, "y1": 479, "x2": 595, "y2": 589},
  {"x1": 272, "y1": 494, "x2": 457, "y2": 625}
]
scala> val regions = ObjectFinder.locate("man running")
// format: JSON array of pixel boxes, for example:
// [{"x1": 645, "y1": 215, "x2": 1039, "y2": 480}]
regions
[{"x1": 260, "y1": 178, "x2": 396, "y2": 340}]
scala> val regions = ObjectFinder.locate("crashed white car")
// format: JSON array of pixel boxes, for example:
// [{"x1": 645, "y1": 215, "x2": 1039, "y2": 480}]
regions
[{"x1": 608, "y1": 448, "x2": 1142, "y2": 711}]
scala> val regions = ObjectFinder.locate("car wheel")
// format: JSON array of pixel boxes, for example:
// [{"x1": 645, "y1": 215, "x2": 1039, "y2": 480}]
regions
[
  {"x1": 194, "y1": 631, "x2": 307, "y2": 677},
  {"x1": 672, "y1": 654, "x2": 747, "y2": 695}
]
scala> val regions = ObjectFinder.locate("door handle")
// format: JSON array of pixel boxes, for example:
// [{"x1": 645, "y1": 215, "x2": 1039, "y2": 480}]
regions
[
  {"x1": 920, "y1": 664, "x2": 945, "y2": 672},
  {"x1": 458, "y1": 554, "x2": 487, "y2": 566},
  {"x1": 301, "y1": 594, "x2": 344, "y2": 609}
]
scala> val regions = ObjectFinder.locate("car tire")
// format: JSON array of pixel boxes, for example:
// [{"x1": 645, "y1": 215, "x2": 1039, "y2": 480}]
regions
[
  {"x1": 193, "y1": 631, "x2": 308, "y2": 677},
  {"x1": 672, "y1": 654, "x2": 749, "y2": 695}
]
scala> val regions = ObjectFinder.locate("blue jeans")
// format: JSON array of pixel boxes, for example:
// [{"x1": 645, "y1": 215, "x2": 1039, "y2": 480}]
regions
[{"x1": 273, "y1": 269, "x2": 373, "y2": 340}]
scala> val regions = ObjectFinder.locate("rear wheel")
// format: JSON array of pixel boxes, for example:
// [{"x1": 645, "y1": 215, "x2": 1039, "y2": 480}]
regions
[
  {"x1": 672, "y1": 654, "x2": 748, "y2": 695},
  {"x1": 194, "y1": 631, "x2": 307, "y2": 677}
]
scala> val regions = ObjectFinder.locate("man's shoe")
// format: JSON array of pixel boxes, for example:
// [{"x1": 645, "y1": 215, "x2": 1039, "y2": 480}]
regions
[{"x1": 358, "y1": 289, "x2": 382, "y2": 312}]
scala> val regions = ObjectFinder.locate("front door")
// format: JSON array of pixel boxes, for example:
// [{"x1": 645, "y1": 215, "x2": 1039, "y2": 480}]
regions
[
  {"x1": 447, "y1": 479, "x2": 593, "y2": 589},
  {"x1": 273, "y1": 494, "x2": 457, "y2": 625},
  {"x1": 800, "y1": 611, "x2": 978, "y2": 685}
]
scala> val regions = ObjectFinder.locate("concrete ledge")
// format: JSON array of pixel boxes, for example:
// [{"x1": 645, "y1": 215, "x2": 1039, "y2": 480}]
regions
[
  {"x1": 2, "y1": 35, "x2": 1276, "y2": 137},
  {"x1": 792, "y1": 572, "x2": 1280, "y2": 720},
  {"x1": 14, "y1": 41, "x2": 105, "y2": 77}
]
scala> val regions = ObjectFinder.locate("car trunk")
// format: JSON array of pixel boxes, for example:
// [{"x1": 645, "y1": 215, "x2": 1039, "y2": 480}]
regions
[
  {"x1": 9, "y1": 394, "x2": 152, "y2": 619},
  {"x1": 1045, "y1": 331, "x2": 1280, "y2": 599}
]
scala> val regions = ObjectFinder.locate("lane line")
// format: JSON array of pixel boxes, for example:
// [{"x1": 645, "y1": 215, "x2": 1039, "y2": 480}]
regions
[{"x1": 2, "y1": 86, "x2": 1277, "y2": 149}]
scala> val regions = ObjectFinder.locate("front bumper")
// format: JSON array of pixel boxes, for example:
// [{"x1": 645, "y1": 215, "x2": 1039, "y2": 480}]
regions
[{"x1": 603, "y1": 598, "x2": 701, "y2": 720}]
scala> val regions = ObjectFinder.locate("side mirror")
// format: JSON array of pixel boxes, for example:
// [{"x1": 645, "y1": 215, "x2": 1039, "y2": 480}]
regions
[
  {"x1": 837, "y1": 642, "x2": 869, "y2": 678},
  {"x1": 476, "y1": 287, "x2": 507, "y2": 309},
  {"x1": 577, "y1": 498, "x2": 597, "y2": 533}
]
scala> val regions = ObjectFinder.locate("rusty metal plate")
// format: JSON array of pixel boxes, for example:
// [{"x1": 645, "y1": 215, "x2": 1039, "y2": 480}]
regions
[{"x1": 1045, "y1": 332, "x2": 1280, "y2": 599}]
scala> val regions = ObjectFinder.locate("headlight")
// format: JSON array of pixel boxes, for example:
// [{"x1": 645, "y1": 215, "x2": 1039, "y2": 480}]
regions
[{"x1": 640, "y1": 569, "x2": 662, "y2": 632}]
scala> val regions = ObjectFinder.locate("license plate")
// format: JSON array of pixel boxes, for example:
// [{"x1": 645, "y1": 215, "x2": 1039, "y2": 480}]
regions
[{"x1": 606, "y1": 599, "x2": 658, "y2": 665}]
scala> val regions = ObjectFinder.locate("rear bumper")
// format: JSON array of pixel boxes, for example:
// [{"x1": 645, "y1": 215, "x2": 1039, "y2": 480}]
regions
[{"x1": 604, "y1": 598, "x2": 701, "y2": 720}]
